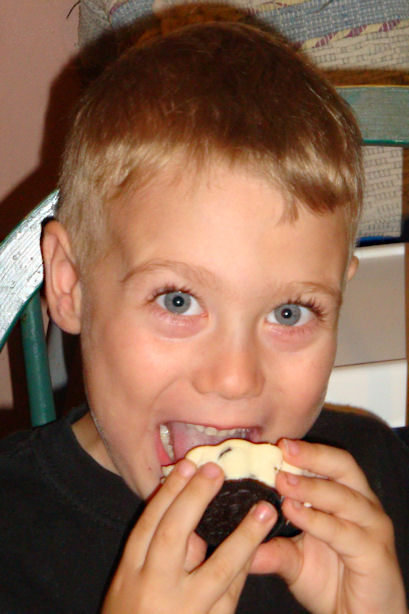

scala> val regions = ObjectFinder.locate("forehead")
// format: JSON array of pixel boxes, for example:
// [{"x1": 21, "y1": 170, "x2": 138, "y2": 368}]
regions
[{"x1": 108, "y1": 162, "x2": 350, "y2": 290}]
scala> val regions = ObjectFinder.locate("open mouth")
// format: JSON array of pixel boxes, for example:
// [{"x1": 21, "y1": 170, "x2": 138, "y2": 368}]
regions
[{"x1": 159, "y1": 421, "x2": 260, "y2": 464}]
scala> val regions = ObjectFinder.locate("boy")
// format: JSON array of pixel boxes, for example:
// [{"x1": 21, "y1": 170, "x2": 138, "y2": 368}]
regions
[{"x1": 1, "y1": 15, "x2": 408, "y2": 614}]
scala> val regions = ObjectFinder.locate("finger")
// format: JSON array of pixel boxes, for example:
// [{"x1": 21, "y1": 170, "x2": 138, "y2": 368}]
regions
[
  {"x1": 208, "y1": 565, "x2": 251, "y2": 614},
  {"x1": 276, "y1": 471, "x2": 386, "y2": 530},
  {"x1": 280, "y1": 496, "x2": 395, "y2": 566},
  {"x1": 145, "y1": 463, "x2": 225, "y2": 574},
  {"x1": 122, "y1": 459, "x2": 197, "y2": 568},
  {"x1": 279, "y1": 439, "x2": 379, "y2": 504},
  {"x1": 193, "y1": 501, "x2": 277, "y2": 607}
]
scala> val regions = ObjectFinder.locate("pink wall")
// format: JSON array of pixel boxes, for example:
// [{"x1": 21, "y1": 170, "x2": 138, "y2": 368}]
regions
[
  {"x1": 0, "y1": 0, "x2": 82, "y2": 428},
  {"x1": 0, "y1": 0, "x2": 82, "y2": 238}
]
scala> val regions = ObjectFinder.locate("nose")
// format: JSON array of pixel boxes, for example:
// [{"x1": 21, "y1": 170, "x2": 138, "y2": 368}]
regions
[{"x1": 192, "y1": 332, "x2": 265, "y2": 401}]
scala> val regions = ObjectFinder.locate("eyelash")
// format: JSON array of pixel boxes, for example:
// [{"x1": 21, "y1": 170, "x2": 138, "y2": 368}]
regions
[
  {"x1": 148, "y1": 285, "x2": 326, "y2": 322},
  {"x1": 148, "y1": 283, "x2": 198, "y2": 305},
  {"x1": 282, "y1": 296, "x2": 326, "y2": 321}
]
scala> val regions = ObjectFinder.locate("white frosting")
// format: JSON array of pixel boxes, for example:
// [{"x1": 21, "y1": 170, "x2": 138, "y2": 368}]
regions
[{"x1": 162, "y1": 439, "x2": 305, "y2": 487}]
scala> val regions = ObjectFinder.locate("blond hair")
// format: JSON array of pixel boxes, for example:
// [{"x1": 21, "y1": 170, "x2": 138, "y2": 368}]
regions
[{"x1": 58, "y1": 17, "x2": 363, "y2": 272}]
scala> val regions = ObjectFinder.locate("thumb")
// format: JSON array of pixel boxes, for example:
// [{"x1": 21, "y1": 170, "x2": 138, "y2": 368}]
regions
[
  {"x1": 249, "y1": 536, "x2": 302, "y2": 584},
  {"x1": 185, "y1": 532, "x2": 207, "y2": 572}
]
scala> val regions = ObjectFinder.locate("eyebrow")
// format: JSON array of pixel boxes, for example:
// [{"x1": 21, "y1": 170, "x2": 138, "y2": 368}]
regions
[
  {"x1": 121, "y1": 259, "x2": 342, "y2": 305},
  {"x1": 285, "y1": 281, "x2": 343, "y2": 306},
  {"x1": 121, "y1": 259, "x2": 220, "y2": 288}
]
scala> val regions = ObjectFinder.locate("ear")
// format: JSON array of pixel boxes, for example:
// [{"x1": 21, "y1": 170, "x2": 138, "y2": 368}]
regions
[
  {"x1": 41, "y1": 220, "x2": 82, "y2": 334},
  {"x1": 346, "y1": 254, "x2": 359, "y2": 282}
]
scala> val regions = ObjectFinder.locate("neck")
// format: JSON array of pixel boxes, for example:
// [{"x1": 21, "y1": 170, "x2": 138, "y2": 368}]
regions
[{"x1": 71, "y1": 411, "x2": 118, "y2": 474}]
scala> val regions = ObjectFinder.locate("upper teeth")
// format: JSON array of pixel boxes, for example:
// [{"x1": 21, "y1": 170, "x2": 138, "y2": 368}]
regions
[
  {"x1": 185, "y1": 423, "x2": 249, "y2": 438},
  {"x1": 160, "y1": 424, "x2": 173, "y2": 459}
]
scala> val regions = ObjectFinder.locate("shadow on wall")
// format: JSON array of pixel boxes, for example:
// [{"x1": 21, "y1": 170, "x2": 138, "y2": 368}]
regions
[
  {"x1": 0, "y1": 56, "x2": 83, "y2": 243},
  {"x1": 0, "y1": 325, "x2": 30, "y2": 436}
]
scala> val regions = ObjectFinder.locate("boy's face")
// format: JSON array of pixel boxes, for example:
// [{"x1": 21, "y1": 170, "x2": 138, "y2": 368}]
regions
[{"x1": 72, "y1": 162, "x2": 353, "y2": 499}]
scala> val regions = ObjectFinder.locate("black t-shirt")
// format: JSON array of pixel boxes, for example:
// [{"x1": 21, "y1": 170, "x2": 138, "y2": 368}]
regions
[{"x1": 0, "y1": 406, "x2": 408, "y2": 613}]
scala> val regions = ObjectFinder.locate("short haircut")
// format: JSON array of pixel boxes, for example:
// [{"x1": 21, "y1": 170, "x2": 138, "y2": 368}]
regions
[{"x1": 57, "y1": 16, "x2": 363, "y2": 273}]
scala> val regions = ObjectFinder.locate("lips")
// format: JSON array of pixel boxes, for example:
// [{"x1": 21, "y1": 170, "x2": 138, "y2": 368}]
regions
[{"x1": 159, "y1": 421, "x2": 259, "y2": 464}]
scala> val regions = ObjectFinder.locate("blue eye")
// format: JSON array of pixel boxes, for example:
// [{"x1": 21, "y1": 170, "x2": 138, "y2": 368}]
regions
[
  {"x1": 156, "y1": 291, "x2": 202, "y2": 316},
  {"x1": 267, "y1": 304, "x2": 313, "y2": 327}
]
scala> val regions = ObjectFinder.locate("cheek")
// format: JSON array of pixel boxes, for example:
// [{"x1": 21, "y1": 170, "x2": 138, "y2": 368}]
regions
[
  {"x1": 82, "y1": 313, "x2": 190, "y2": 407},
  {"x1": 273, "y1": 336, "x2": 337, "y2": 406},
  {"x1": 269, "y1": 344, "x2": 336, "y2": 439}
]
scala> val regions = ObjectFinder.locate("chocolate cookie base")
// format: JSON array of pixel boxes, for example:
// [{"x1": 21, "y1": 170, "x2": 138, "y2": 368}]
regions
[{"x1": 196, "y1": 478, "x2": 301, "y2": 548}]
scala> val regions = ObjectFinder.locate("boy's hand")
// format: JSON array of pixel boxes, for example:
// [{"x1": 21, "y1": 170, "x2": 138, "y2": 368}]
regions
[
  {"x1": 251, "y1": 440, "x2": 407, "y2": 614},
  {"x1": 101, "y1": 459, "x2": 277, "y2": 614}
]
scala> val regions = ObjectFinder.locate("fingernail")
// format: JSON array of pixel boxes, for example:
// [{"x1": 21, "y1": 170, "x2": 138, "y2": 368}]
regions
[
  {"x1": 176, "y1": 459, "x2": 196, "y2": 478},
  {"x1": 200, "y1": 462, "x2": 223, "y2": 479},
  {"x1": 251, "y1": 501, "x2": 276, "y2": 523},
  {"x1": 283, "y1": 438, "x2": 300, "y2": 457}
]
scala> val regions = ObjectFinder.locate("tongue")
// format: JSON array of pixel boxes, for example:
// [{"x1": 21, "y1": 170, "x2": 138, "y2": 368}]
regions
[{"x1": 169, "y1": 422, "x2": 244, "y2": 462}]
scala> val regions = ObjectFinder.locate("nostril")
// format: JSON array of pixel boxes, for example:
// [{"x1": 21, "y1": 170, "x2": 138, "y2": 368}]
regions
[{"x1": 192, "y1": 349, "x2": 264, "y2": 400}]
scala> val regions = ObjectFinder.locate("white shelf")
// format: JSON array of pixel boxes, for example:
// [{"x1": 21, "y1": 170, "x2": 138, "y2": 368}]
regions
[{"x1": 327, "y1": 243, "x2": 407, "y2": 427}]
